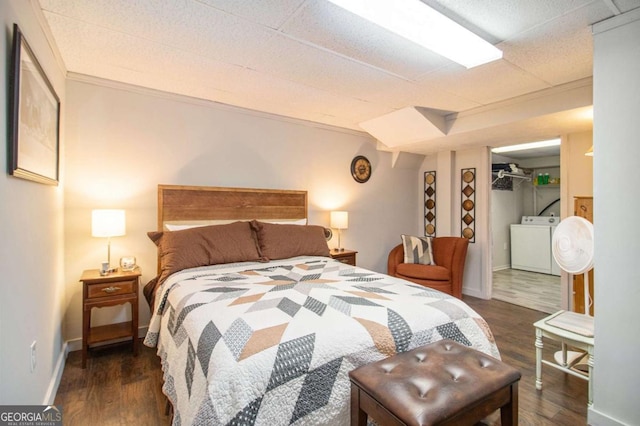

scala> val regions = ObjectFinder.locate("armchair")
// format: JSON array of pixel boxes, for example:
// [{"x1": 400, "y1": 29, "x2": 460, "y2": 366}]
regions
[{"x1": 388, "y1": 237, "x2": 469, "y2": 299}]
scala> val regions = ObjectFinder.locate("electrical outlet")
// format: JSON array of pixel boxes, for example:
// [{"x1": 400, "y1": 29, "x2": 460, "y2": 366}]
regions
[{"x1": 30, "y1": 341, "x2": 36, "y2": 372}]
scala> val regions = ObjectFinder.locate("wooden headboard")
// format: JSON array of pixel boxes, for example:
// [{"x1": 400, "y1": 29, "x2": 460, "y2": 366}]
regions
[{"x1": 157, "y1": 184, "x2": 308, "y2": 231}]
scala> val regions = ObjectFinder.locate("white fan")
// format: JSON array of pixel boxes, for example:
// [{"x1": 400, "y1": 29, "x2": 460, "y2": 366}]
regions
[
  {"x1": 552, "y1": 216, "x2": 595, "y2": 315},
  {"x1": 549, "y1": 216, "x2": 595, "y2": 370}
]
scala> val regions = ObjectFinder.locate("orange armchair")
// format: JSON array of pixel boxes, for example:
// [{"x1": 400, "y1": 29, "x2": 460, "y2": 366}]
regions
[{"x1": 387, "y1": 237, "x2": 469, "y2": 299}]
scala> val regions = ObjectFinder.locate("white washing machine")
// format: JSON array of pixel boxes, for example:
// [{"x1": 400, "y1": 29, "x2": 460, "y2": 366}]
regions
[{"x1": 510, "y1": 216, "x2": 561, "y2": 275}]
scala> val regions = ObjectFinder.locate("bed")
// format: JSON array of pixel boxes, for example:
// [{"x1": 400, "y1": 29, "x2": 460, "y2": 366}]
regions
[{"x1": 143, "y1": 185, "x2": 499, "y2": 425}]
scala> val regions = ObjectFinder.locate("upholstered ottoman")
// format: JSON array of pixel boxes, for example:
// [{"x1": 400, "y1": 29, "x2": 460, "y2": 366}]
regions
[{"x1": 348, "y1": 340, "x2": 521, "y2": 426}]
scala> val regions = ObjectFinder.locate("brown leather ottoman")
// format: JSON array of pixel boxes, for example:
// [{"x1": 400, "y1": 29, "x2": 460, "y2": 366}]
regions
[{"x1": 348, "y1": 340, "x2": 521, "y2": 426}]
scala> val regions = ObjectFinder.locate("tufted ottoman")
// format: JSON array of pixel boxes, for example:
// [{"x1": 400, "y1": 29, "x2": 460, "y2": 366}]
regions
[{"x1": 348, "y1": 340, "x2": 521, "y2": 426}]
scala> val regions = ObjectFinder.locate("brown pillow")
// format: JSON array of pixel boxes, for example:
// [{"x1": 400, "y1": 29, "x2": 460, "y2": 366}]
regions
[
  {"x1": 251, "y1": 220, "x2": 330, "y2": 260},
  {"x1": 148, "y1": 221, "x2": 264, "y2": 285}
]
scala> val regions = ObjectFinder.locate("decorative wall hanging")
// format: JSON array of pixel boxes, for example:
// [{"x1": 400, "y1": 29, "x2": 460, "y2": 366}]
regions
[
  {"x1": 350, "y1": 155, "x2": 371, "y2": 183},
  {"x1": 424, "y1": 171, "x2": 436, "y2": 237},
  {"x1": 9, "y1": 24, "x2": 60, "y2": 185},
  {"x1": 461, "y1": 168, "x2": 476, "y2": 243}
]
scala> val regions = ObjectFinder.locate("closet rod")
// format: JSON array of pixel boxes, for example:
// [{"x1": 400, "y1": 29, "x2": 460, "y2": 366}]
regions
[{"x1": 492, "y1": 170, "x2": 532, "y2": 185}]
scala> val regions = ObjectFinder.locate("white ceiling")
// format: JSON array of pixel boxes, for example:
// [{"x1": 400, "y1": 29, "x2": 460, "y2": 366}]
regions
[{"x1": 38, "y1": 0, "x2": 640, "y2": 155}]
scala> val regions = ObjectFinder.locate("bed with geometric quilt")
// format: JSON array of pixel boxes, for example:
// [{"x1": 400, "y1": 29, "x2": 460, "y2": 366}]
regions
[{"x1": 144, "y1": 256, "x2": 499, "y2": 425}]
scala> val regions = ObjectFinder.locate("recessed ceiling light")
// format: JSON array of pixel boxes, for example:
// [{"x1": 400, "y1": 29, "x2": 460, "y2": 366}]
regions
[
  {"x1": 492, "y1": 138, "x2": 561, "y2": 154},
  {"x1": 326, "y1": 0, "x2": 503, "y2": 68}
]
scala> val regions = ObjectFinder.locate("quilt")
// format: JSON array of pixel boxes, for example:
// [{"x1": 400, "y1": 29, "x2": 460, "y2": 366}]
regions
[{"x1": 144, "y1": 257, "x2": 499, "y2": 426}]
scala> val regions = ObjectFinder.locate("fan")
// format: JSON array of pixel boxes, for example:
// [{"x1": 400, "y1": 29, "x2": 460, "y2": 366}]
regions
[
  {"x1": 549, "y1": 216, "x2": 595, "y2": 370},
  {"x1": 552, "y1": 216, "x2": 594, "y2": 315}
]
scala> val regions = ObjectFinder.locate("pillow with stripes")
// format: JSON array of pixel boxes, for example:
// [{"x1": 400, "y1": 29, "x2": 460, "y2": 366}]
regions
[{"x1": 401, "y1": 235, "x2": 435, "y2": 265}]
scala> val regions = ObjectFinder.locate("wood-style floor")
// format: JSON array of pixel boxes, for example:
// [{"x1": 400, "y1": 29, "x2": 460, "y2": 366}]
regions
[
  {"x1": 54, "y1": 342, "x2": 170, "y2": 426},
  {"x1": 54, "y1": 296, "x2": 588, "y2": 425},
  {"x1": 492, "y1": 268, "x2": 561, "y2": 314},
  {"x1": 465, "y1": 296, "x2": 587, "y2": 425}
]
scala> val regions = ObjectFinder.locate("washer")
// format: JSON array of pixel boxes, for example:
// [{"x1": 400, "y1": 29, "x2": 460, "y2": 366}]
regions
[{"x1": 510, "y1": 216, "x2": 560, "y2": 275}]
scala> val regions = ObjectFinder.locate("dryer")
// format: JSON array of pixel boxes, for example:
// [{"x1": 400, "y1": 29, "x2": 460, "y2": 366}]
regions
[{"x1": 510, "y1": 216, "x2": 561, "y2": 275}]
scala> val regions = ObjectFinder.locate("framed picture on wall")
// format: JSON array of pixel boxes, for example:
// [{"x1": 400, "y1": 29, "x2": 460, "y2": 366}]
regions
[{"x1": 9, "y1": 24, "x2": 60, "y2": 186}]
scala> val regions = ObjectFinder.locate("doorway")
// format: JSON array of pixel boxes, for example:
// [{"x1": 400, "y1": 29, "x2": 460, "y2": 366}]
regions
[{"x1": 490, "y1": 140, "x2": 562, "y2": 313}]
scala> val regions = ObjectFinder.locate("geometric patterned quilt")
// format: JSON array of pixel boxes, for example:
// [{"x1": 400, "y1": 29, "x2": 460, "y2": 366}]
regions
[{"x1": 144, "y1": 256, "x2": 499, "y2": 426}]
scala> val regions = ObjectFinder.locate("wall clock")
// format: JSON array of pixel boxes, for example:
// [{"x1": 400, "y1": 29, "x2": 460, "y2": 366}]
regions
[{"x1": 351, "y1": 155, "x2": 372, "y2": 183}]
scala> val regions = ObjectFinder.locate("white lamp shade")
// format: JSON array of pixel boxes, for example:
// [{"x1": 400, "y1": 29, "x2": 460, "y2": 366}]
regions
[
  {"x1": 92, "y1": 209, "x2": 126, "y2": 237},
  {"x1": 330, "y1": 211, "x2": 349, "y2": 229}
]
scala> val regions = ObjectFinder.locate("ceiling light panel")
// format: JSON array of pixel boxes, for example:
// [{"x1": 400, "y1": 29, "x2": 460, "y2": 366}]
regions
[
  {"x1": 326, "y1": 0, "x2": 503, "y2": 68},
  {"x1": 281, "y1": 0, "x2": 449, "y2": 80},
  {"x1": 491, "y1": 138, "x2": 561, "y2": 153}
]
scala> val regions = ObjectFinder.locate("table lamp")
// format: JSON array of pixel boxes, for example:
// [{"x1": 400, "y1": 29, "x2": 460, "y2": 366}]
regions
[
  {"x1": 92, "y1": 209, "x2": 125, "y2": 273},
  {"x1": 330, "y1": 211, "x2": 348, "y2": 252}
]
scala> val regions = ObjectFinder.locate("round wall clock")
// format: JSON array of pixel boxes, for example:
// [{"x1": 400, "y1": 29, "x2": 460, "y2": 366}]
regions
[{"x1": 351, "y1": 155, "x2": 372, "y2": 183}]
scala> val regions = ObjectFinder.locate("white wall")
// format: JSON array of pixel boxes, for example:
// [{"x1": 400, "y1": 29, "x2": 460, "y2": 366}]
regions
[
  {"x1": 0, "y1": 1, "x2": 66, "y2": 404},
  {"x1": 457, "y1": 148, "x2": 492, "y2": 298},
  {"x1": 419, "y1": 147, "x2": 491, "y2": 298},
  {"x1": 490, "y1": 190, "x2": 523, "y2": 270},
  {"x1": 62, "y1": 78, "x2": 420, "y2": 344},
  {"x1": 562, "y1": 130, "x2": 594, "y2": 215},
  {"x1": 491, "y1": 153, "x2": 526, "y2": 270},
  {"x1": 590, "y1": 9, "x2": 640, "y2": 426}
]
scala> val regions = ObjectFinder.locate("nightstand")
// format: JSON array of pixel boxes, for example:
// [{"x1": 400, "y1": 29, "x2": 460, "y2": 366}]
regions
[
  {"x1": 80, "y1": 268, "x2": 141, "y2": 368},
  {"x1": 330, "y1": 249, "x2": 357, "y2": 266}
]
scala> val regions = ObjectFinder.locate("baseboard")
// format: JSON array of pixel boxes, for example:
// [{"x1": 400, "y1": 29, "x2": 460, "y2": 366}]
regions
[
  {"x1": 462, "y1": 287, "x2": 486, "y2": 299},
  {"x1": 588, "y1": 407, "x2": 630, "y2": 426},
  {"x1": 66, "y1": 337, "x2": 82, "y2": 352},
  {"x1": 492, "y1": 265, "x2": 510, "y2": 272},
  {"x1": 44, "y1": 341, "x2": 69, "y2": 405},
  {"x1": 67, "y1": 325, "x2": 149, "y2": 352}
]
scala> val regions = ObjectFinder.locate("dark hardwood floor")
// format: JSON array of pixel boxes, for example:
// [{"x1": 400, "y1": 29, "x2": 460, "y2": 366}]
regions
[
  {"x1": 54, "y1": 341, "x2": 170, "y2": 426},
  {"x1": 54, "y1": 296, "x2": 588, "y2": 425},
  {"x1": 465, "y1": 296, "x2": 588, "y2": 425}
]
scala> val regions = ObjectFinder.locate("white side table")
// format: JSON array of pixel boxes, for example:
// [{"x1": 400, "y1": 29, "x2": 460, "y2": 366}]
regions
[{"x1": 534, "y1": 310, "x2": 594, "y2": 407}]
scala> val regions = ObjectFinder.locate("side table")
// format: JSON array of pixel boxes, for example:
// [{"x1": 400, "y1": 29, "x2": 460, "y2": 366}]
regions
[
  {"x1": 330, "y1": 249, "x2": 357, "y2": 266},
  {"x1": 534, "y1": 310, "x2": 594, "y2": 406},
  {"x1": 80, "y1": 268, "x2": 141, "y2": 368}
]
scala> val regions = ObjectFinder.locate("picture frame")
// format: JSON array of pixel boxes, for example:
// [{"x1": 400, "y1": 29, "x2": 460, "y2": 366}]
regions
[{"x1": 9, "y1": 24, "x2": 60, "y2": 185}]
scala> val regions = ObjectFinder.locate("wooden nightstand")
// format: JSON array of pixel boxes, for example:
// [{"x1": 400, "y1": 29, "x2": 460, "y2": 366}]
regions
[
  {"x1": 330, "y1": 249, "x2": 357, "y2": 266},
  {"x1": 80, "y1": 268, "x2": 141, "y2": 368}
]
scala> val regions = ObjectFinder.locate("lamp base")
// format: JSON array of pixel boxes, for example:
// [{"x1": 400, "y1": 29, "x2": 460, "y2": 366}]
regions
[{"x1": 335, "y1": 229, "x2": 345, "y2": 252}]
